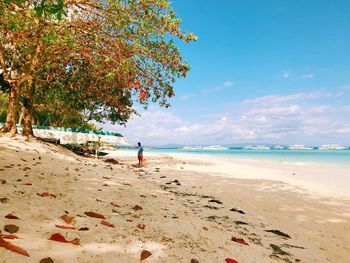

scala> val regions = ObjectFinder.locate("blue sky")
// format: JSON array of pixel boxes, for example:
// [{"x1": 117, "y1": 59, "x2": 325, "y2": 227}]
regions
[{"x1": 105, "y1": 1, "x2": 350, "y2": 146}]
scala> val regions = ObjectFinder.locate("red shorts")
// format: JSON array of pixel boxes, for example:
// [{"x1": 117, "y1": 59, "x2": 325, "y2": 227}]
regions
[{"x1": 138, "y1": 156, "x2": 143, "y2": 161}]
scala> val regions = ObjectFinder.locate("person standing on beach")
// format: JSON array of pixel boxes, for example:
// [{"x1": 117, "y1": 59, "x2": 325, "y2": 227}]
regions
[{"x1": 137, "y1": 142, "x2": 144, "y2": 165}]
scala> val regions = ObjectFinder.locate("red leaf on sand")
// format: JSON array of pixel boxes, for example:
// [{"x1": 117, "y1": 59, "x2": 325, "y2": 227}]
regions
[
  {"x1": 191, "y1": 259, "x2": 200, "y2": 263},
  {"x1": 133, "y1": 214, "x2": 140, "y2": 218},
  {"x1": 37, "y1": 192, "x2": 50, "y2": 197},
  {"x1": 48, "y1": 233, "x2": 80, "y2": 245},
  {"x1": 132, "y1": 205, "x2": 143, "y2": 211},
  {"x1": 225, "y1": 258, "x2": 239, "y2": 263},
  {"x1": 137, "y1": 224, "x2": 145, "y2": 230},
  {"x1": 23, "y1": 183, "x2": 32, "y2": 186},
  {"x1": 0, "y1": 236, "x2": 29, "y2": 257},
  {"x1": 1, "y1": 234, "x2": 20, "y2": 239},
  {"x1": 60, "y1": 215, "x2": 74, "y2": 224},
  {"x1": 55, "y1": 225, "x2": 77, "y2": 230},
  {"x1": 231, "y1": 237, "x2": 249, "y2": 245},
  {"x1": 5, "y1": 214, "x2": 19, "y2": 219},
  {"x1": 110, "y1": 202, "x2": 120, "y2": 207},
  {"x1": 140, "y1": 250, "x2": 152, "y2": 261},
  {"x1": 84, "y1": 212, "x2": 106, "y2": 219},
  {"x1": 100, "y1": 220, "x2": 115, "y2": 228},
  {"x1": 40, "y1": 257, "x2": 54, "y2": 263}
]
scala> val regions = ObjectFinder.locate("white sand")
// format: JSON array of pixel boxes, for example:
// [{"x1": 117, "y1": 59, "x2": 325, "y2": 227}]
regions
[{"x1": 1, "y1": 136, "x2": 350, "y2": 262}]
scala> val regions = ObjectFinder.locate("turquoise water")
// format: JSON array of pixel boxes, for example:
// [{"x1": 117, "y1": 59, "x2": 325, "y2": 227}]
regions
[{"x1": 137, "y1": 148, "x2": 350, "y2": 167}]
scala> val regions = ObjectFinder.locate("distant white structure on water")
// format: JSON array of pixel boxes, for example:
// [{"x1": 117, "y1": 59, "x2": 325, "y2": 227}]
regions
[
  {"x1": 288, "y1": 145, "x2": 313, "y2": 150},
  {"x1": 181, "y1": 145, "x2": 229, "y2": 150},
  {"x1": 319, "y1": 144, "x2": 348, "y2": 150},
  {"x1": 243, "y1": 145, "x2": 271, "y2": 150}
]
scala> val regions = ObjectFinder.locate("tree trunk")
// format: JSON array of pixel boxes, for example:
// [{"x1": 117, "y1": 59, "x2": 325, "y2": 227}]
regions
[
  {"x1": 22, "y1": 88, "x2": 34, "y2": 137},
  {"x1": 0, "y1": 84, "x2": 18, "y2": 136}
]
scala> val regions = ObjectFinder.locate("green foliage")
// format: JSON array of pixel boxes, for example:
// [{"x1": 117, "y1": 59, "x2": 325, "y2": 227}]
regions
[
  {"x1": 0, "y1": 0, "x2": 196, "y2": 130},
  {"x1": 0, "y1": 91, "x2": 8, "y2": 122}
]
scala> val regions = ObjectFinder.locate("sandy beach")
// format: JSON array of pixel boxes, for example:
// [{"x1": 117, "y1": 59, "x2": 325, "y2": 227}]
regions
[{"x1": 1, "y1": 136, "x2": 350, "y2": 263}]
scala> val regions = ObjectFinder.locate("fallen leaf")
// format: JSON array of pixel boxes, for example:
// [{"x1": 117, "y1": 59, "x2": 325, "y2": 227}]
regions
[
  {"x1": 137, "y1": 224, "x2": 145, "y2": 230},
  {"x1": 55, "y1": 225, "x2": 77, "y2": 230},
  {"x1": 1, "y1": 179, "x2": 7, "y2": 184},
  {"x1": 40, "y1": 257, "x2": 54, "y2": 263},
  {"x1": 110, "y1": 202, "x2": 120, "y2": 207},
  {"x1": 100, "y1": 220, "x2": 114, "y2": 228},
  {"x1": 140, "y1": 250, "x2": 152, "y2": 261},
  {"x1": 126, "y1": 219, "x2": 133, "y2": 222},
  {"x1": 4, "y1": 224, "x2": 19, "y2": 234},
  {"x1": 231, "y1": 237, "x2": 248, "y2": 245},
  {"x1": 132, "y1": 205, "x2": 143, "y2": 211},
  {"x1": 202, "y1": 226, "x2": 208, "y2": 231},
  {"x1": 225, "y1": 258, "x2": 239, "y2": 263},
  {"x1": 48, "y1": 233, "x2": 80, "y2": 245},
  {"x1": 79, "y1": 227, "x2": 89, "y2": 231},
  {"x1": 191, "y1": 259, "x2": 200, "y2": 263},
  {"x1": 0, "y1": 236, "x2": 29, "y2": 257},
  {"x1": 1, "y1": 234, "x2": 20, "y2": 239},
  {"x1": 60, "y1": 214, "x2": 74, "y2": 224},
  {"x1": 37, "y1": 192, "x2": 50, "y2": 197},
  {"x1": 133, "y1": 214, "x2": 140, "y2": 218},
  {"x1": 23, "y1": 183, "x2": 32, "y2": 186},
  {"x1": 84, "y1": 212, "x2": 106, "y2": 219},
  {"x1": 5, "y1": 214, "x2": 19, "y2": 219}
]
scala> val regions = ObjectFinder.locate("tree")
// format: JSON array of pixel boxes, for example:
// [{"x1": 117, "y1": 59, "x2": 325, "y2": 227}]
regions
[{"x1": 0, "y1": 0, "x2": 196, "y2": 137}]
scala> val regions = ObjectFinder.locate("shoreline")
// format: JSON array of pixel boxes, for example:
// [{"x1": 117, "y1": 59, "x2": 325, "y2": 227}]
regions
[
  {"x1": 1, "y1": 136, "x2": 350, "y2": 262},
  {"x1": 109, "y1": 150, "x2": 350, "y2": 199}
]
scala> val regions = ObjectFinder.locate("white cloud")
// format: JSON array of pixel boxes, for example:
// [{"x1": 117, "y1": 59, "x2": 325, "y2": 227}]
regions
[
  {"x1": 282, "y1": 72, "x2": 291, "y2": 78},
  {"x1": 201, "y1": 81, "x2": 234, "y2": 94},
  {"x1": 180, "y1": 93, "x2": 197, "y2": 100},
  {"x1": 242, "y1": 90, "x2": 331, "y2": 105},
  {"x1": 301, "y1": 73, "x2": 314, "y2": 79},
  {"x1": 223, "y1": 81, "x2": 234, "y2": 87},
  {"x1": 103, "y1": 90, "x2": 350, "y2": 145}
]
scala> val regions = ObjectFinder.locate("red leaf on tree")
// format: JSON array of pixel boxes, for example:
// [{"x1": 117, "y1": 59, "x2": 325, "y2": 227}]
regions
[
  {"x1": 84, "y1": 212, "x2": 106, "y2": 219},
  {"x1": 100, "y1": 220, "x2": 114, "y2": 228},
  {"x1": 225, "y1": 258, "x2": 239, "y2": 263},
  {"x1": 0, "y1": 236, "x2": 29, "y2": 257},
  {"x1": 5, "y1": 213, "x2": 19, "y2": 219},
  {"x1": 55, "y1": 225, "x2": 77, "y2": 230},
  {"x1": 231, "y1": 237, "x2": 249, "y2": 245},
  {"x1": 60, "y1": 215, "x2": 74, "y2": 224},
  {"x1": 140, "y1": 249, "x2": 152, "y2": 261},
  {"x1": 48, "y1": 233, "x2": 80, "y2": 245}
]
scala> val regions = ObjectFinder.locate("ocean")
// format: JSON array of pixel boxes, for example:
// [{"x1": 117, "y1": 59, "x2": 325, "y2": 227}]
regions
[{"x1": 136, "y1": 148, "x2": 350, "y2": 167}]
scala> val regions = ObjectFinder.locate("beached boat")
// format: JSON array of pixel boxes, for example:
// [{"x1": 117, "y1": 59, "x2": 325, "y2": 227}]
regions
[{"x1": 16, "y1": 125, "x2": 129, "y2": 145}]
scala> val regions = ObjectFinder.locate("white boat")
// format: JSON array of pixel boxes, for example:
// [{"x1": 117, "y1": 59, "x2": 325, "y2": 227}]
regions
[
  {"x1": 273, "y1": 145, "x2": 285, "y2": 150},
  {"x1": 243, "y1": 145, "x2": 270, "y2": 150},
  {"x1": 319, "y1": 144, "x2": 348, "y2": 150},
  {"x1": 288, "y1": 145, "x2": 313, "y2": 150},
  {"x1": 202, "y1": 145, "x2": 229, "y2": 150},
  {"x1": 181, "y1": 145, "x2": 229, "y2": 150}
]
